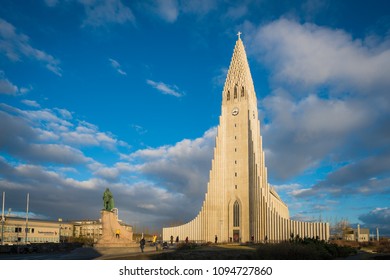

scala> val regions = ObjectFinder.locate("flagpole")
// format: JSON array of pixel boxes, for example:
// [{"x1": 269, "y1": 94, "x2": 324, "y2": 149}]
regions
[
  {"x1": 25, "y1": 193, "x2": 29, "y2": 244},
  {"x1": 1, "y1": 192, "x2": 5, "y2": 245}
]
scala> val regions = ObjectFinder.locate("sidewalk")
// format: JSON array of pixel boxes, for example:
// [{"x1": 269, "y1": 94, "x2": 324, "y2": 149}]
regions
[{"x1": 0, "y1": 244, "x2": 172, "y2": 260}]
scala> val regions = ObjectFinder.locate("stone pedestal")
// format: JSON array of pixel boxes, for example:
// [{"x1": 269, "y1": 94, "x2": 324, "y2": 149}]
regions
[{"x1": 94, "y1": 210, "x2": 137, "y2": 248}]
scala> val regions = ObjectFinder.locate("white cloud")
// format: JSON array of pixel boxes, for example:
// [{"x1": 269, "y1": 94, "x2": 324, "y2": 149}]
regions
[
  {"x1": 127, "y1": 127, "x2": 216, "y2": 202},
  {"x1": 0, "y1": 77, "x2": 18, "y2": 95},
  {"x1": 0, "y1": 103, "x2": 125, "y2": 165},
  {"x1": 109, "y1": 58, "x2": 127, "y2": 75},
  {"x1": 262, "y1": 92, "x2": 370, "y2": 179},
  {"x1": 179, "y1": 0, "x2": 217, "y2": 15},
  {"x1": 359, "y1": 207, "x2": 390, "y2": 235},
  {"x1": 61, "y1": 131, "x2": 100, "y2": 146},
  {"x1": 145, "y1": 0, "x2": 179, "y2": 23},
  {"x1": 246, "y1": 18, "x2": 390, "y2": 93},
  {"x1": 21, "y1": 99, "x2": 40, "y2": 108},
  {"x1": 238, "y1": 19, "x2": 390, "y2": 185},
  {"x1": 80, "y1": 0, "x2": 135, "y2": 27},
  {"x1": 0, "y1": 18, "x2": 62, "y2": 76},
  {"x1": 0, "y1": 71, "x2": 31, "y2": 95},
  {"x1": 131, "y1": 124, "x2": 147, "y2": 135},
  {"x1": 225, "y1": 4, "x2": 248, "y2": 20},
  {"x1": 146, "y1": 79, "x2": 184, "y2": 97},
  {"x1": 44, "y1": 0, "x2": 59, "y2": 7},
  {"x1": 54, "y1": 108, "x2": 73, "y2": 119}
]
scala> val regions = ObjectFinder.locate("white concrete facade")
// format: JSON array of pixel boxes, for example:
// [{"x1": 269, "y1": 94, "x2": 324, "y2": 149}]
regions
[{"x1": 163, "y1": 36, "x2": 329, "y2": 243}]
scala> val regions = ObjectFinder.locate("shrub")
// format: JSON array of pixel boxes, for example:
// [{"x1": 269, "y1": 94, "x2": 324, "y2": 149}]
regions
[
  {"x1": 256, "y1": 239, "x2": 357, "y2": 260},
  {"x1": 377, "y1": 240, "x2": 390, "y2": 253},
  {"x1": 176, "y1": 242, "x2": 199, "y2": 250}
]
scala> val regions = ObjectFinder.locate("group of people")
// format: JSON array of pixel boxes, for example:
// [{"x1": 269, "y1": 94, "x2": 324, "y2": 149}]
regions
[{"x1": 138, "y1": 235, "x2": 221, "y2": 253}]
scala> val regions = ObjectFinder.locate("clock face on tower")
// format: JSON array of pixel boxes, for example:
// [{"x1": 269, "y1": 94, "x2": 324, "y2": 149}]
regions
[{"x1": 232, "y1": 107, "x2": 239, "y2": 116}]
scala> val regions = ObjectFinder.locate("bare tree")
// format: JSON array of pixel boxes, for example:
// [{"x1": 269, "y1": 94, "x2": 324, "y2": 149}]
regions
[{"x1": 331, "y1": 218, "x2": 350, "y2": 240}]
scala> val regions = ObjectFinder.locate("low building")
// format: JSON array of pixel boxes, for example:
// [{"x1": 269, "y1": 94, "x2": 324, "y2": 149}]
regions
[
  {"x1": 0, "y1": 216, "x2": 133, "y2": 245},
  {"x1": 343, "y1": 224, "x2": 370, "y2": 242},
  {"x1": 0, "y1": 217, "x2": 73, "y2": 244},
  {"x1": 73, "y1": 220, "x2": 102, "y2": 243}
]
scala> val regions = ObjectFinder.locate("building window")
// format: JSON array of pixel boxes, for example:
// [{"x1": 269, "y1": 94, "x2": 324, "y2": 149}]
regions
[
  {"x1": 233, "y1": 201, "x2": 240, "y2": 227},
  {"x1": 241, "y1": 86, "x2": 245, "y2": 97},
  {"x1": 234, "y1": 85, "x2": 238, "y2": 99},
  {"x1": 227, "y1": 90, "x2": 230, "y2": 101},
  {"x1": 235, "y1": 172, "x2": 237, "y2": 177},
  {"x1": 235, "y1": 185, "x2": 237, "y2": 189}
]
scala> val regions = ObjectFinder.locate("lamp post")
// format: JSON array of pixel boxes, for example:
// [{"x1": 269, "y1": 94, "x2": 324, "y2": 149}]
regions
[
  {"x1": 1, "y1": 192, "x2": 5, "y2": 245},
  {"x1": 25, "y1": 193, "x2": 29, "y2": 244},
  {"x1": 58, "y1": 218, "x2": 62, "y2": 243}
]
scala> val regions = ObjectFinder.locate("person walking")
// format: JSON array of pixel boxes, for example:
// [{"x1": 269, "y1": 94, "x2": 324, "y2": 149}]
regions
[{"x1": 140, "y1": 237, "x2": 145, "y2": 253}]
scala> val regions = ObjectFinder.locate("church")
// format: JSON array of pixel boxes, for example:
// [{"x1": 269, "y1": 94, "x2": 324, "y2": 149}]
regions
[{"x1": 163, "y1": 34, "x2": 330, "y2": 243}]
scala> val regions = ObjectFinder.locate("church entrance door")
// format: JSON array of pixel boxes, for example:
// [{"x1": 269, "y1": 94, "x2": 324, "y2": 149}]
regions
[{"x1": 233, "y1": 230, "x2": 240, "y2": 243}]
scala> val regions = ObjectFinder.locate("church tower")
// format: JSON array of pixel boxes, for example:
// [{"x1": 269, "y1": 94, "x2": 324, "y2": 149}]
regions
[{"x1": 163, "y1": 34, "x2": 329, "y2": 243}]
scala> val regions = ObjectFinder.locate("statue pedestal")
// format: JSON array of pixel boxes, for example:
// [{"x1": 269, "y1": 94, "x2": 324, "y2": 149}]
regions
[{"x1": 94, "y1": 210, "x2": 137, "y2": 248}]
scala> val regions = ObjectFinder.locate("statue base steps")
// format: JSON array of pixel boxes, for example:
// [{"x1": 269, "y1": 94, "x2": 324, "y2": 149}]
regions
[{"x1": 94, "y1": 210, "x2": 136, "y2": 248}]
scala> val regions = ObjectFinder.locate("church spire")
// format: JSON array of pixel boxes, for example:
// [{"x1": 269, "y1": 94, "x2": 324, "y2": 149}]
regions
[{"x1": 223, "y1": 32, "x2": 256, "y2": 103}]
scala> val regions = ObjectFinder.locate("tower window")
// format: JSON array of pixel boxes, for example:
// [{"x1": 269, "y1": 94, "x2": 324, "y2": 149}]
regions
[
  {"x1": 235, "y1": 185, "x2": 237, "y2": 189},
  {"x1": 241, "y1": 86, "x2": 245, "y2": 97},
  {"x1": 227, "y1": 90, "x2": 230, "y2": 101},
  {"x1": 234, "y1": 85, "x2": 238, "y2": 99},
  {"x1": 235, "y1": 172, "x2": 237, "y2": 177},
  {"x1": 233, "y1": 201, "x2": 240, "y2": 227}
]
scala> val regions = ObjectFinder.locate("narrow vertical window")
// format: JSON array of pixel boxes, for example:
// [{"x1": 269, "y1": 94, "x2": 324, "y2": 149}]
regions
[
  {"x1": 233, "y1": 201, "x2": 240, "y2": 227},
  {"x1": 241, "y1": 86, "x2": 245, "y2": 97},
  {"x1": 227, "y1": 90, "x2": 230, "y2": 101},
  {"x1": 234, "y1": 85, "x2": 238, "y2": 99}
]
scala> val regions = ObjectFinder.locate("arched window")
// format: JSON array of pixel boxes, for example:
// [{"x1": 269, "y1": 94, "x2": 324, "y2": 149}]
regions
[
  {"x1": 227, "y1": 90, "x2": 230, "y2": 101},
  {"x1": 233, "y1": 201, "x2": 240, "y2": 227},
  {"x1": 241, "y1": 86, "x2": 245, "y2": 97},
  {"x1": 234, "y1": 85, "x2": 238, "y2": 99}
]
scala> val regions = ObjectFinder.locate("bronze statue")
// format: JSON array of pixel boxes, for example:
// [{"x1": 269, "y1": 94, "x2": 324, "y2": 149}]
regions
[{"x1": 103, "y1": 188, "x2": 115, "y2": 211}]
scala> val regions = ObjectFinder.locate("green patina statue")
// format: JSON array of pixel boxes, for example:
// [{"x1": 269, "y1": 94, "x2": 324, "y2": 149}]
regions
[{"x1": 103, "y1": 188, "x2": 115, "y2": 211}]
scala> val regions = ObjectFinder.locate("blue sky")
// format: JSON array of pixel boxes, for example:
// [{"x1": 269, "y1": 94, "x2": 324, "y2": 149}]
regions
[{"x1": 0, "y1": 0, "x2": 389, "y2": 236}]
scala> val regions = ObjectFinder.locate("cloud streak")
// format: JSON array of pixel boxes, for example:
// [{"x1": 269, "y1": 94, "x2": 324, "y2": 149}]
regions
[
  {"x1": 109, "y1": 58, "x2": 127, "y2": 75},
  {"x1": 146, "y1": 79, "x2": 184, "y2": 97},
  {"x1": 0, "y1": 71, "x2": 31, "y2": 95},
  {"x1": 0, "y1": 18, "x2": 62, "y2": 76},
  {"x1": 80, "y1": 0, "x2": 135, "y2": 27}
]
